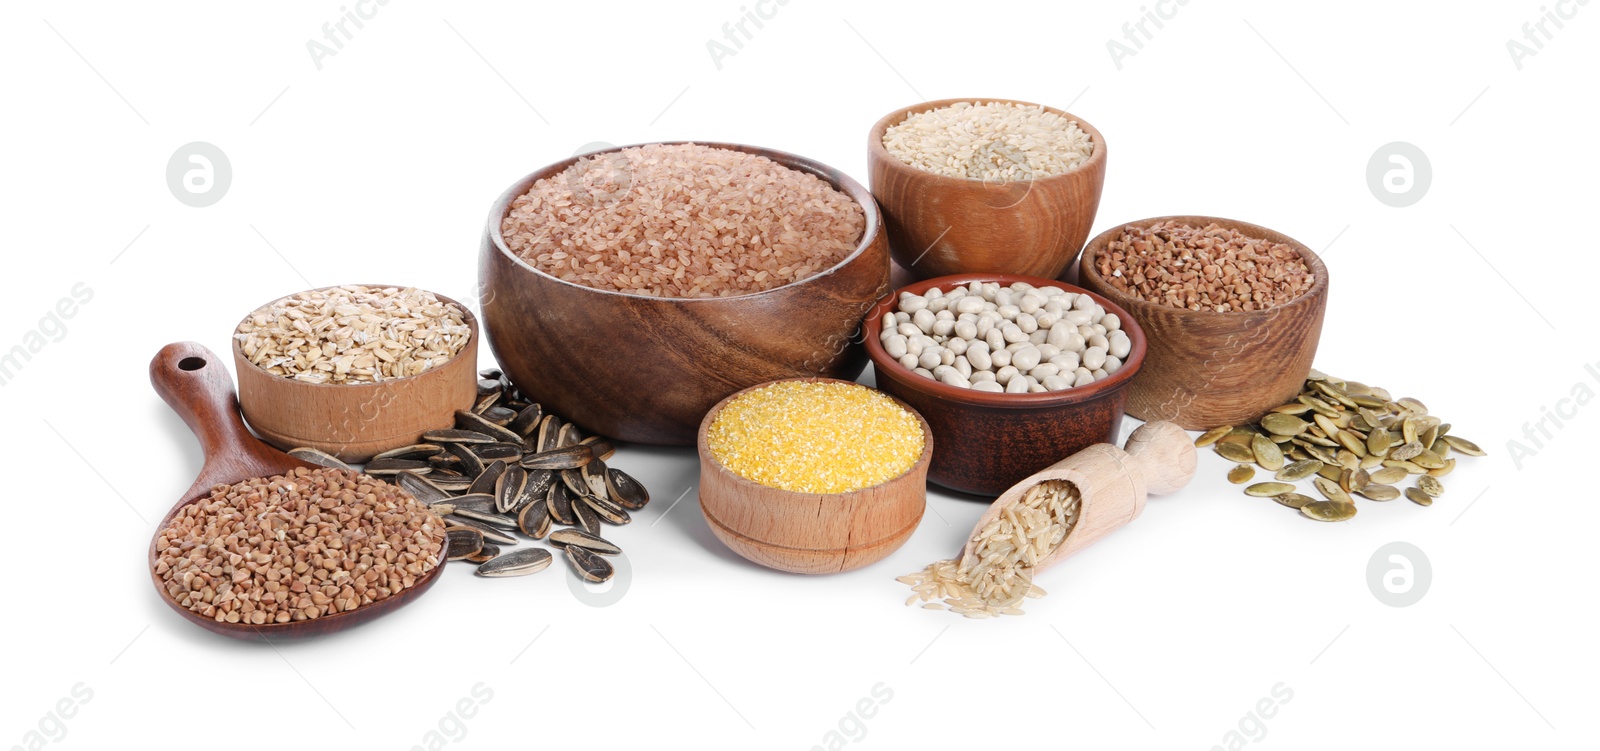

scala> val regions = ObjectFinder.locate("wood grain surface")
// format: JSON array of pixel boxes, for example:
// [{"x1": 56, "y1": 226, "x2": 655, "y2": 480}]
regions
[
  {"x1": 233, "y1": 287, "x2": 480, "y2": 463},
  {"x1": 1077, "y1": 216, "x2": 1329, "y2": 430},
  {"x1": 695, "y1": 378, "x2": 931, "y2": 574},
  {"x1": 149, "y1": 342, "x2": 449, "y2": 640},
  {"x1": 480, "y1": 142, "x2": 891, "y2": 446},
  {"x1": 868, "y1": 98, "x2": 1107, "y2": 280}
]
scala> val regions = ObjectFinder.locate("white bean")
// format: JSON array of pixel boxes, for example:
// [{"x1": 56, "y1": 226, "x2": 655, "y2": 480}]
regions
[
  {"x1": 1088, "y1": 333, "x2": 1109, "y2": 351},
  {"x1": 1019, "y1": 293, "x2": 1043, "y2": 314},
  {"x1": 1065, "y1": 310, "x2": 1094, "y2": 327},
  {"x1": 932, "y1": 319, "x2": 955, "y2": 337},
  {"x1": 997, "y1": 304, "x2": 1021, "y2": 321},
  {"x1": 898, "y1": 353, "x2": 918, "y2": 370},
  {"x1": 914, "y1": 367, "x2": 934, "y2": 379},
  {"x1": 925, "y1": 287, "x2": 943, "y2": 298},
  {"x1": 900, "y1": 294, "x2": 927, "y2": 313},
  {"x1": 954, "y1": 320, "x2": 978, "y2": 340},
  {"x1": 912, "y1": 309, "x2": 936, "y2": 334},
  {"x1": 1005, "y1": 376, "x2": 1030, "y2": 394},
  {"x1": 1108, "y1": 331, "x2": 1131, "y2": 359},
  {"x1": 1050, "y1": 352, "x2": 1080, "y2": 371},
  {"x1": 1043, "y1": 375, "x2": 1073, "y2": 391},
  {"x1": 897, "y1": 322, "x2": 920, "y2": 338},
  {"x1": 954, "y1": 356, "x2": 972, "y2": 378},
  {"x1": 985, "y1": 328, "x2": 1006, "y2": 351},
  {"x1": 935, "y1": 309, "x2": 954, "y2": 321},
  {"x1": 940, "y1": 348, "x2": 956, "y2": 366},
  {"x1": 1082, "y1": 346, "x2": 1107, "y2": 371},
  {"x1": 1073, "y1": 294, "x2": 1096, "y2": 312},
  {"x1": 1028, "y1": 382, "x2": 1047, "y2": 393},
  {"x1": 1012, "y1": 346, "x2": 1042, "y2": 371},
  {"x1": 995, "y1": 290, "x2": 1013, "y2": 308},
  {"x1": 880, "y1": 312, "x2": 896, "y2": 333},
  {"x1": 955, "y1": 296, "x2": 986, "y2": 315},
  {"x1": 1036, "y1": 344, "x2": 1060, "y2": 360},
  {"x1": 1017, "y1": 314, "x2": 1038, "y2": 334},
  {"x1": 1102, "y1": 313, "x2": 1121, "y2": 331},
  {"x1": 995, "y1": 365, "x2": 1019, "y2": 385},
  {"x1": 895, "y1": 311, "x2": 910, "y2": 323},
  {"x1": 1002, "y1": 323, "x2": 1027, "y2": 344},
  {"x1": 967, "y1": 346, "x2": 992, "y2": 370},
  {"x1": 1104, "y1": 356, "x2": 1122, "y2": 374},
  {"x1": 918, "y1": 348, "x2": 943, "y2": 370},
  {"x1": 947, "y1": 337, "x2": 968, "y2": 355},
  {"x1": 1035, "y1": 312, "x2": 1059, "y2": 329},
  {"x1": 885, "y1": 335, "x2": 908, "y2": 359},
  {"x1": 1028, "y1": 330, "x2": 1047, "y2": 345},
  {"x1": 1030, "y1": 363, "x2": 1060, "y2": 379},
  {"x1": 927, "y1": 296, "x2": 949, "y2": 313},
  {"x1": 971, "y1": 370, "x2": 996, "y2": 383},
  {"x1": 1092, "y1": 368, "x2": 1108, "y2": 379},
  {"x1": 1072, "y1": 368, "x2": 1095, "y2": 387},
  {"x1": 991, "y1": 348, "x2": 1011, "y2": 368},
  {"x1": 972, "y1": 380, "x2": 1004, "y2": 393},
  {"x1": 906, "y1": 337, "x2": 925, "y2": 357},
  {"x1": 932, "y1": 364, "x2": 956, "y2": 381},
  {"x1": 940, "y1": 370, "x2": 970, "y2": 388}
]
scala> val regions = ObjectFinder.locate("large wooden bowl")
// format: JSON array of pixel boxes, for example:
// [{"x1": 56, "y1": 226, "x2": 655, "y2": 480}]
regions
[
  {"x1": 1077, "y1": 216, "x2": 1330, "y2": 430},
  {"x1": 864, "y1": 274, "x2": 1147, "y2": 496},
  {"x1": 868, "y1": 98, "x2": 1107, "y2": 280},
  {"x1": 481, "y1": 142, "x2": 891, "y2": 446},
  {"x1": 233, "y1": 286, "x2": 479, "y2": 463},
  {"x1": 697, "y1": 378, "x2": 932, "y2": 574}
]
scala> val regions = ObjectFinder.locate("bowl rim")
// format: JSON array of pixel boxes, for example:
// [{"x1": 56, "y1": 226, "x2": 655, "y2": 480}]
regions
[
  {"x1": 1079, "y1": 215, "x2": 1330, "y2": 321},
  {"x1": 864, "y1": 273, "x2": 1148, "y2": 409},
  {"x1": 868, "y1": 97, "x2": 1108, "y2": 186},
  {"x1": 231, "y1": 284, "x2": 480, "y2": 389},
  {"x1": 484, "y1": 141, "x2": 884, "y2": 303},
  {"x1": 697, "y1": 376, "x2": 935, "y2": 498}
]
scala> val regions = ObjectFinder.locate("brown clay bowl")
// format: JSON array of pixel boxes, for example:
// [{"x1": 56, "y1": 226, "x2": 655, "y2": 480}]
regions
[
  {"x1": 696, "y1": 378, "x2": 932, "y2": 574},
  {"x1": 864, "y1": 273, "x2": 1147, "y2": 496},
  {"x1": 1077, "y1": 216, "x2": 1329, "y2": 430},
  {"x1": 481, "y1": 142, "x2": 891, "y2": 446},
  {"x1": 868, "y1": 98, "x2": 1108, "y2": 280},
  {"x1": 233, "y1": 286, "x2": 479, "y2": 463}
]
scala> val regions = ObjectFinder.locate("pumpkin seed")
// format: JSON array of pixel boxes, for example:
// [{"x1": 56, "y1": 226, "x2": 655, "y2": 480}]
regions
[
  {"x1": 1216, "y1": 442, "x2": 1256, "y2": 463},
  {"x1": 1252, "y1": 434, "x2": 1286, "y2": 471},
  {"x1": 1356, "y1": 484, "x2": 1400, "y2": 501},
  {"x1": 1195, "y1": 425, "x2": 1233, "y2": 447},
  {"x1": 1442, "y1": 435, "x2": 1486, "y2": 456},
  {"x1": 1404, "y1": 487, "x2": 1434, "y2": 506},
  {"x1": 1275, "y1": 459, "x2": 1322, "y2": 482},
  {"x1": 1228, "y1": 465, "x2": 1256, "y2": 484},
  {"x1": 1368, "y1": 466, "x2": 1406, "y2": 485},
  {"x1": 1389, "y1": 441, "x2": 1425, "y2": 461},
  {"x1": 1427, "y1": 459, "x2": 1456, "y2": 477},
  {"x1": 1275, "y1": 492, "x2": 1315, "y2": 509},
  {"x1": 1417, "y1": 475, "x2": 1444, "y2": 497},
  {"x1": 1260, "y1": 413, "x2": 1309, "y2": 437},
  {"x1": 1300, "y1": 500, "x2": 1356, "y2": 522},
  {"x1": 1245, "y1": 481, "x2": 1296, "y2": 497},
  {"x1": 1313, "y1": 477, "x2": 1353, "y2": 504}
]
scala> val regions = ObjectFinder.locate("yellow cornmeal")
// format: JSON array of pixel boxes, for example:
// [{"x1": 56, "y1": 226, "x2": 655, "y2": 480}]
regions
[{"x1": 707, "y1": 381, "x2": 924, "y2": 494}]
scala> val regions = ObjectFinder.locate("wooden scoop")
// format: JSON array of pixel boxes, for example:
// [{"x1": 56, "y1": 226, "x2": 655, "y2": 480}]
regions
[
  {"x1": 148, "y1": 342, "x2": 448, "y2": 640},
  {"x1": 959, "y1": 421, "x2": 1196, "y2": 572}
]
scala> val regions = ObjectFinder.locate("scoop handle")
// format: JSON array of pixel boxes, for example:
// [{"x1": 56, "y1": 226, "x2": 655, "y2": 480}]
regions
[
  {"x1": 149, "y1": 341, "x2": 287, "y2": 486},
  {"x1": 1123, "y1": 421, "x2": 1197, "y2": 496}
]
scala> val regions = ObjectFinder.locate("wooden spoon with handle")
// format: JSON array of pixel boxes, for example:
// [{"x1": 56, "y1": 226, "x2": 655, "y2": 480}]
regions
[
  {"x1": 959, "y1": 421, "x2": 1197, "y2": 572},
  {"x1": 147, "y1": 342, "x2": 449, "y2": 640}
]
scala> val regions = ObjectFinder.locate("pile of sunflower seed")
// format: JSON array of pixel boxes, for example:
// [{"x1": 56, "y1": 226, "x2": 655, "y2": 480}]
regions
[
  {"x1": 1195, "y1": 370, "x2": 1485, "y2": 522},
  {"x1": 288, "y1": 368, "x2": 649, "y2": 582}
]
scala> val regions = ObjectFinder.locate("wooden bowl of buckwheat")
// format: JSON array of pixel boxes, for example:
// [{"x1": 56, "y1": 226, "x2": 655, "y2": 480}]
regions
[
  {"x1": 232, "y1": 284, "x2": 479, "y2": 463},
  {"x1": 1077, "y1": 216, "x2": 1329, "y2": 430}
]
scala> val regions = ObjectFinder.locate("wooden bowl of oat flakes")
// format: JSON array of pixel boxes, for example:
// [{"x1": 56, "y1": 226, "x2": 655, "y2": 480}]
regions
[
  {"x1": 232, "y1": 284, "x2": 479, "y2": 463},
  {"x1": 1078, "y1": 216, "x2": 1329, "y2": 430}
]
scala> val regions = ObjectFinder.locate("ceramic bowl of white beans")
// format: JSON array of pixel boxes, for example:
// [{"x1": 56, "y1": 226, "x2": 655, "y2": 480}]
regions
[{"x1": 863, "y1": 273, "x2": 1147, "y2": 495}]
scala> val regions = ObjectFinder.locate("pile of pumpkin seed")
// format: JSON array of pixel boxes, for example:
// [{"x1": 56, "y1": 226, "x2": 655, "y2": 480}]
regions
[
  {"x1": 289, "y1": 368, "x2": 649, "y2": 582},
  {"x1": 1195, "y1": 369, "x2": 1485, "y2": 522}
]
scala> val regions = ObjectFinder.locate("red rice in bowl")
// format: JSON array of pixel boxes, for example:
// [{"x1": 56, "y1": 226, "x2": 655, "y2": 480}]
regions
[{"x1": 500, "y1": 143, "x2": 866, "y2": 298}]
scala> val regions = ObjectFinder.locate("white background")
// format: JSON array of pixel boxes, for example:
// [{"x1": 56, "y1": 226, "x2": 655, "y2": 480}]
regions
[{"x1": 2, "y1": 1, "x2": 1596, "y2": 749}]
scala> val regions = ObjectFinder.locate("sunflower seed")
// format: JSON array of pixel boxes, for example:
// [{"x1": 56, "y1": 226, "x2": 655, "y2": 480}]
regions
[
  {"x1": 1245, "y1": 482, "x2": 1296, "y2": 497},
  {"x1": 580, "y1": 435, "x2": 616, "y2": 461},
  {"x1": 581, "y1": 493, "x2": 632, "y2": 525},
  {"x1": 1300, "y1": 500, "x2": 1356, "y2": 522},
  {"x1": 455, "y1": 410, "x2": 523, "y2": 444},
  {"x1": 1195, "y1": 425, "x2": 1233, "y2": 446},
  {"x1": 535, "y1": 415, "x2": 562, "y2": 453},
  {"x1": 565, "y1": 546, "x2": 614, "y2": 583},
  {"x1": 447, "y1": 518, "x2": 517, "y2": 546},
  {"x1": 557, "y1": 422, "x2": 585, "y2": 449},
  {"x1": 396, "y1": 470, "x2": 452, "y2": 504},
  {"x1": 517, "y1": 499, "x2": 552, "y2": 539},
  {"x1": 423, "y1": 429, "x2": 497, "y2": 444},
  {"x1": 483, "y1": 405, "x2": 518, "y2": 425},
  {"x1": 547, "y1": 483, "x2": 577, "y2": 526},
  {"x1": 1275, "y1": 459, "x2": 1322, "y2": 482},
  {"x1": 470, "y1": 460, "x2": 509, "y2": 497},
  {"x1": 572, "y1": 498, "x2": 603, "y2": 535},
  {"x1": 374, "y1": 444, "x2": 446, "y2": 461},
  {"x1": 476, "y1": 442, "x2": 524, "y2": 461},
  {"x1": 453, "y1": 508, "x2": 519, "y2": 530},
  {"x1": 1404, "y1": 487, "x2": 1433, "y2": 506},
  {"x1": 495, "y1": 464, "x2": 530, "y2": 514},
  {"x1": 1228, "y1": 465, "x2": 1255, "y2": 484},
  {"x1": 606, "y1": 468, "x2": 650, "y2": 509},
  {"x1": 476, "y1": 548, "x2": 554, "y2": 577},
  {"x1": 507, "y1": 403, "x2": 544, "y2": 437},
  {"x1": 582, "y1": 458, "x2": 610, "y2": 499},
  {"x1": 439, "y1": 493, "x2": 496, "y2": 514},
  {"x1": 520, "y1": 445, "x2": 596, "y2": 471},
  {"x1": 465, "y1": 543, "x2": 500, "y2": 564},
  {"x1": 364, "y1": 458, "x2": 430, "y2": 475},
  {"x1": 446, "y1": 528, "x2": 483, "y2": 560},
  {"x1": 549, "y1": 528, "x2": 622, "y2": 555},
  {"x1": 443, "y1": 441, "x2": 486, "y2": 476}
]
